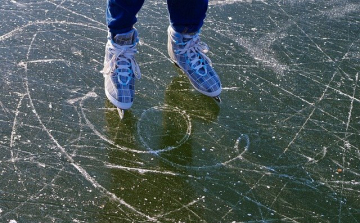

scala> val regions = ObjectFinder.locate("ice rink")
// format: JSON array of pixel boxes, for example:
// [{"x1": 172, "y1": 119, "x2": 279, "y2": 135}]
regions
[{"x1": 1, "y1": 0, "x2": 360, "y2": 222}]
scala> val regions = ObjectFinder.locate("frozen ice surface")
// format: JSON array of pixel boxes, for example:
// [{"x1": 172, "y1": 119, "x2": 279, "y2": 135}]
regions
[{"x1": 1, "y1": 0, "x2": 360, "y2": 222}]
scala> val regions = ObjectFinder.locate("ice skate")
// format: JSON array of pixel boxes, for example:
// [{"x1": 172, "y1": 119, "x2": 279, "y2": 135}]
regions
[
  {"x1": 167, "y1": 26, "x2": 222, "y2": 102},
  {"x1": 117, "y1": 108, "x2": 125, "y2": 119},
  {"x1": 102, "y1": 29, "x2": 141, "y2": 119},
  {"x1": 213, "y1": 96, "x2": 222, "y2": 103}
]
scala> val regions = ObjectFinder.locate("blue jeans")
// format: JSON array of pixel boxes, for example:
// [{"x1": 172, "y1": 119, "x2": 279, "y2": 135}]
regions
[{"x1": 106, "y1": 0, "x2": 208, "y2": 35}]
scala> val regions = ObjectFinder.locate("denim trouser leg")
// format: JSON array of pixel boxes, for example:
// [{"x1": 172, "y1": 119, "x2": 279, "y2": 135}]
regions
[
  {"x1": 106, "y1": 0, "x2": 145, "y2": 35},
  {"x1": 106, "y1": 0, "x2": 208, "y2": 35},
  {"x1": 167, "y1": 0, "x2": 208, "y2": 33}
]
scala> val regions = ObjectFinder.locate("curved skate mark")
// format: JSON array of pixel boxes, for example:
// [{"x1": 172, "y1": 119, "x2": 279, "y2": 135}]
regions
[
  {"x1": 222, "y1": 134, "x2": 250, "y2": 165},
  {"x1": 137, "y1": 105, "x2": 192, "y2": 154},
  {"x1": 137, "y1": 105, "x2": 251, "y2": 169},
  {"x1": 78, "y1": 91, "x2": 193, "y2": 155},
  {"x1": 78, "y1": 91, "x2": 158, "y2": 154},
  {"x1": 152, "y1": 133, "x2": 250, "y2": 170},
  {"x1": 234, "y1": 134, "x2": 250, "y2": 151}
]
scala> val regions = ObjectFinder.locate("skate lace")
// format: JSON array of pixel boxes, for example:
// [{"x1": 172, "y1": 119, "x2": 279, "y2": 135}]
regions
[
  {"x1": 174, "y1": 34, "x2": 211, "y2": 76},
  {"x1": 102, "y1": 41, "x2": 141, "y2": 86}
]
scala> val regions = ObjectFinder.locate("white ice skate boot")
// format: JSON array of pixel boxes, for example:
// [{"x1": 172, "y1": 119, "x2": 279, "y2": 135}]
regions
[
  {"x1": 167, "y1": 26, "x2": 222, "y2": 101},
  {"x1": 102, "y1": 29, "x2": 141, "y2": 118}
]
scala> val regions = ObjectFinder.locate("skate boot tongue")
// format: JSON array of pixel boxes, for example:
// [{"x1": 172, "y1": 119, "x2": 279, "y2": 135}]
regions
[
  {"x1": 182, "y1": 32, "x2": 197, "y2": 42},
  {"x1": 113, "y1": 29, "x2": 136, "y2": 46}
]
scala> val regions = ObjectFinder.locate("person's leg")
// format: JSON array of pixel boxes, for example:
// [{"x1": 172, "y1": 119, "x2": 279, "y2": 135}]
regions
[
  {"x1": 166, "y1": 0, "x2": 222, "y2": 99},
  {"x1": 106, "y1": 0, "x2": 145, "y2": 36},
  {"x1": 167, "y1": 0, "x2": 208, "y2": 33},
  {"x1": 103, "y1": 0, "x2": 144, "y2": 116}
]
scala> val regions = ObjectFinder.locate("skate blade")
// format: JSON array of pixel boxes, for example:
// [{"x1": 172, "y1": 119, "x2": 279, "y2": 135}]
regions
[
  {"x1": 117, "y1": 108, "x2": 125, "y2": 120},
  {"x1": 213, "y1": 96, "x2": 222, "y2": 103}
]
